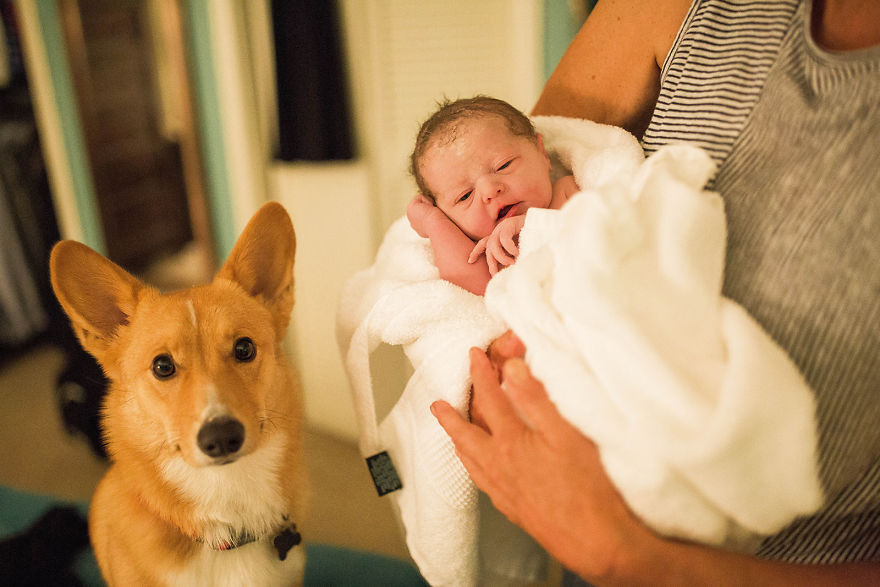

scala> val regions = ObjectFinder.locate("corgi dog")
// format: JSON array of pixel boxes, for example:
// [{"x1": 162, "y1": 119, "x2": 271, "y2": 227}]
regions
[{"x1": 50, "y1": 202, "x2": 308, "y2": 586}]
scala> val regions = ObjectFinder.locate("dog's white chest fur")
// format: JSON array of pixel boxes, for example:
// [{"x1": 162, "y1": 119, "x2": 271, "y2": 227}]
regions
[
  {"x1": 167, "y1": 542, "x2": 306, "y2": 587},
  {"x1": 162, "y1": 434, "x2": 290, "y2": 549}
]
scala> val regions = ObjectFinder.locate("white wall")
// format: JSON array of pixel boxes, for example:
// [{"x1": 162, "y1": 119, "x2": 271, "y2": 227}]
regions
[
  {"x1": 342, "y1": 0, "x2": 544, "y2": 235},
  {"x1": 272, "y1": 162, "x2": 379, "y2": 440}
]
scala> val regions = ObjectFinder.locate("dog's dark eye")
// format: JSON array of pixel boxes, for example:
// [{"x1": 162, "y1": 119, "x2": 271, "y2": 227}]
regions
[
  {"x1": 151, "y1": 354, "x2": 176, "y2": 379},
  {"x1": 233, "y1": 338, "x2": 256, "y2": 362}
]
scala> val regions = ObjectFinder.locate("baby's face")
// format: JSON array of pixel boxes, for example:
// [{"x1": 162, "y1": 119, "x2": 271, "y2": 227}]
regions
[{"x1": 420, "y1": 116, "x2": 553, "y2": 241}]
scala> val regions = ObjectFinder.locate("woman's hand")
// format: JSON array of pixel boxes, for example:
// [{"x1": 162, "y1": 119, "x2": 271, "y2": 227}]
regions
[
  {"x1": 468, "y1": 330, "x2": 525, "y2": 430},
  {"x1": 431, "y1": 336, "x2": 657, "y2": 583}
]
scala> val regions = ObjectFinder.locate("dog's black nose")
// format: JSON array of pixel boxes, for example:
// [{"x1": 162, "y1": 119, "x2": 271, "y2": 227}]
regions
[{"x1": 197, "y1": 418, "x2": 245, "y2": 459}]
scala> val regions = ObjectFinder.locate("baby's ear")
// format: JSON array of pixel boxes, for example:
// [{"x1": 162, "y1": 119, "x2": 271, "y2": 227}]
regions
[
  {"x1": 50, "y1": 241, "x2": 145, "y2": 362},
  {"x1": 216, "y1": 202, "x2": 296, "y2": 336},
  {"x1": 536, "y1": 133, "x2": 549, "y2": 159}
]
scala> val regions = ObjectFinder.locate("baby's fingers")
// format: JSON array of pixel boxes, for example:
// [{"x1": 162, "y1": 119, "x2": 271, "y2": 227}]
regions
[
  {"x1": 469, "y1": 238, "x2": 489, "y2": 264},
  {"x1": 501, "y1": 232, "x2": 519, "y2": 257},
  {"x1": 498, "y1": 217, "x2": 524, "y2": 257},
  {"x1": 487, "y1": 243, "x2": 515, "y2": 274},
  {"x1": 487, "y1": 253, "x2": 500, "y2": 275}
]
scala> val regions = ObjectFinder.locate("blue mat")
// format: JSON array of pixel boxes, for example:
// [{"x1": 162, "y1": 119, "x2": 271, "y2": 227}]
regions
[{"x1": 0, "y1": 485, "x2": 427, "y2": 586}]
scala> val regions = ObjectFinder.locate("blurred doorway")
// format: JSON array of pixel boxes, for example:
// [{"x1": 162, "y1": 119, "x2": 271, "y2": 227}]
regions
[{"x1": 58, "y1": 0, "x2": 213, "y2": 280}]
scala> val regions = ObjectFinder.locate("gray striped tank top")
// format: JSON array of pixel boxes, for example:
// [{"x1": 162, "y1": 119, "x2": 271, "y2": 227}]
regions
[{"x1": 642, "y1": 0, "x2": 880, "y2": 563}]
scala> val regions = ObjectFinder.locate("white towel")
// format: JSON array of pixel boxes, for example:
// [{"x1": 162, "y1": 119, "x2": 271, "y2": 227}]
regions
[
  {"x1": 337, "y1": 217, "x2": 506, "y2": 586},
  {"x1": 337, "y1": 116, "x2": 823, "y2": 585},
  {"x1": 487, "y1": 143, "x2": 823, "y2": 546}
]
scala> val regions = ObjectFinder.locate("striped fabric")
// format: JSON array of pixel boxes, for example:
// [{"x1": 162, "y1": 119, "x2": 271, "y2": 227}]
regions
[
  {"x1": 641, "y1": 0, "x2": 880, "y2": 564},
  {"x1": 642, "y1": 0, "x2": 799, "y2": 167}
]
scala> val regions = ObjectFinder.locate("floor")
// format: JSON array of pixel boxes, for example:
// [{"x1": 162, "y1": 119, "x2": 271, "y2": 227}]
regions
[{"x1": 0, "y1": 342, "x2": 411, "y2": 563}]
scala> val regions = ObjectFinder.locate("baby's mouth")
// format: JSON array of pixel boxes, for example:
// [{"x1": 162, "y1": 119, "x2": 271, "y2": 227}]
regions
[{"x1": 497, "y1": 204, "x2": 516, "y2": 221}]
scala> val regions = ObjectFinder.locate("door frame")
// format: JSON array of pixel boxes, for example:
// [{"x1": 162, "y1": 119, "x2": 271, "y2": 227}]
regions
[
  {"x1": 16, "y1": 0, "x2": 104, "y2": 253},
  {"x1": 15, "y1": 0, "x2": 240, "y2": 265}
]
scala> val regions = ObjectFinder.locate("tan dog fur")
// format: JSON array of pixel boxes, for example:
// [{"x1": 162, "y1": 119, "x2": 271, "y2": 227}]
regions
[{"x1": 50, "y1": 202, "x2": 307, "y2": 586}]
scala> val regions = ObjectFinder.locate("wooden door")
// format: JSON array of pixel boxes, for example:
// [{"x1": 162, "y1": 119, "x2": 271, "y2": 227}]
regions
[{"x1": 59, "y1": 0, "x2": 210, "y2": 272}]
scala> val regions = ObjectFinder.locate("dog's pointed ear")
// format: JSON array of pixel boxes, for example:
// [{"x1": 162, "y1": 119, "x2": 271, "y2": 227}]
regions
[
  {"x1": 217, "y1": 202, "x2": 296, "y2": 335},
  {"x1": 50, "y1": 240, "x2": 144, "y2": 361}
]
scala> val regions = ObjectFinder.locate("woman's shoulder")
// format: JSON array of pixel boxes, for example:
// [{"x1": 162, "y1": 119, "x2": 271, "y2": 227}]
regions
[{"x1": 532, "y1": 0, "x2": 693, "y2": 135}]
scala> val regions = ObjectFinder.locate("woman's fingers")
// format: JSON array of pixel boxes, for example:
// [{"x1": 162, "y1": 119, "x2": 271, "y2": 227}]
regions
[
  {"x1": 431, "y1": 399, "x2": 502, "y2": 499},
  {"x1": 431, "y1": 399, "x2": 491, "y2": 458},
  {"x1": 471, "y1": 332, "x2": 523, "y2": 431},
  {"x1": 487, "y1": 330, "x2": 526, "y2": 370},
  {"x1": 501, "y1": 358, "x2": 569, "y2": 442},
  {"x1": 475, "y1": 338, "x2": 562, "y2": 440},
  {"x1": 432, "y1": 398, "x2": 520, "y2": 520},
  {"x1": 468, "y1": 347, "x2": 523, "y2": 438}
]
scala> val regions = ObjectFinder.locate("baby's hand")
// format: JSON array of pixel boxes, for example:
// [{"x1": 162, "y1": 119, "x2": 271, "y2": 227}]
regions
[
  {"x1": 407, "y1": 195, "x2": 442, "y2": 238},
  {"x1": 469, "y1": 215, "x2": 526, "y2": 275}
]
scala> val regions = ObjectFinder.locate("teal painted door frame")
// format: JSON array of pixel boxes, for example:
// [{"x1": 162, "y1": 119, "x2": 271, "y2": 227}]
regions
[
  {"x1": 183, "y1": 0, "x2": 236, "y2": 262},
  {"x1": 34, "y1": 0, "x2": 104, "y2": 254}
]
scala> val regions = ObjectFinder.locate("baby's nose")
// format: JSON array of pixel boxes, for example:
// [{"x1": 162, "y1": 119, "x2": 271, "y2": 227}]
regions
[{"x1": 479, "y1": 179, "x2": 504, "y2": 202}]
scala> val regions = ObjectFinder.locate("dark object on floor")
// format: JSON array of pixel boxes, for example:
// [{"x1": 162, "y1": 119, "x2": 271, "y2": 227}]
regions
[
  {"x1": 0, "y1": 505, "x2": 90, "y2": 587},
  {"x1": 55, "y1": 335, "x2": 109, "y2": 460}
]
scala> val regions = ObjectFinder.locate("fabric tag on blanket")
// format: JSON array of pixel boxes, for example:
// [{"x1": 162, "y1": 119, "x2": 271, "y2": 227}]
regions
[{"x1": 366, "y1": 451, "x2": 403, "y2": 496}]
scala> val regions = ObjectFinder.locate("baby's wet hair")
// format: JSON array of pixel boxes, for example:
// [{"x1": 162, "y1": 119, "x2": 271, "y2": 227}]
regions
[{"x1": 410, "y1": 96, "x2": 538, "y2": 203}]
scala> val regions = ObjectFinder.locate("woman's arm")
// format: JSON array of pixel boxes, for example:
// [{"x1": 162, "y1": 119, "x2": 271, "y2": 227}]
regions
[
  {"x1": 532, "y1": 0, "x2": 692, "y2": 137},
  {"x1": 433, "y1": 336, "x2": 880, "y2": 586}
]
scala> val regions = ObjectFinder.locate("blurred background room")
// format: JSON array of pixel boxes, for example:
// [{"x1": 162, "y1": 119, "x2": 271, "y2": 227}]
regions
[{"x1": 0, "y1": 0, "x2": 592, "y2": 583}]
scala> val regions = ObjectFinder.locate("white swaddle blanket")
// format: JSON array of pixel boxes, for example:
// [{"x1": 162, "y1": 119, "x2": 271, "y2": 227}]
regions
[{"x1": 337, "y1": 116, "x2": 823, "y2": 586}]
